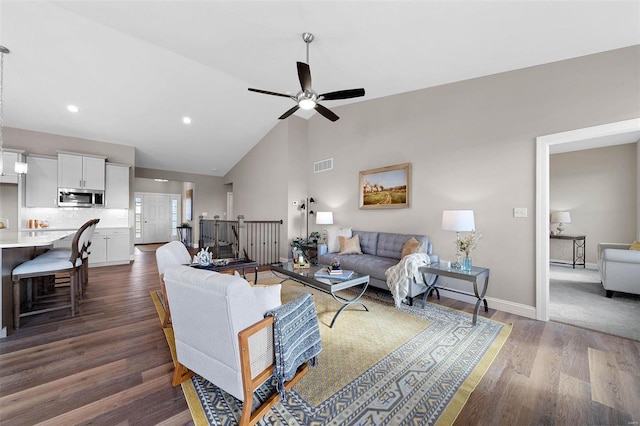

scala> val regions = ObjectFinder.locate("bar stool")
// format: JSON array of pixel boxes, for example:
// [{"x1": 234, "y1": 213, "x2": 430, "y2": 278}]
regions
[
  {"x1": 11, "y1": 221, "x2": 90, "y2": 329},
  {"x1": 37, "y1": 219, "x2": 100, "y2": 300}
]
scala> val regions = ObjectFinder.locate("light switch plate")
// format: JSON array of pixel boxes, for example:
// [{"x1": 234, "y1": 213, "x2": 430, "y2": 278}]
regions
[{"x1": 513, "y1": 207, "x2": 527, "y2": 218}]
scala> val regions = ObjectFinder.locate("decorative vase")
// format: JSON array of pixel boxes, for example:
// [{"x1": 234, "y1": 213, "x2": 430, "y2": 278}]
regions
[{"x1": 462, "y1": 255, "x2": 472, "y2": 271}]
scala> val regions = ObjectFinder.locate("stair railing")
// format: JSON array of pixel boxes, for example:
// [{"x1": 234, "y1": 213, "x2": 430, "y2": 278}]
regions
[{"x1": 199, "y1": 216, "x2": 283, "y2": 266}]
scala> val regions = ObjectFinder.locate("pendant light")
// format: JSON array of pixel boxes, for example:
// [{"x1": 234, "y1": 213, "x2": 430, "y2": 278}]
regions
[{"x1": 0, "y1": 45, "x2": 27, "y2": 176}]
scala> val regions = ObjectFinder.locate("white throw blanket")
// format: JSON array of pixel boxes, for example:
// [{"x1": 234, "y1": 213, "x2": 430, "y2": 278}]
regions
[{"x1": 385, "y1": 253, "x2": 430, "y2": 308}]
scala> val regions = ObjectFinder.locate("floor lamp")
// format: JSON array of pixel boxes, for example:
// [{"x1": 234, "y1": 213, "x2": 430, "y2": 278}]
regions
[{"x1": 300, "y1": 197, "x2": 315, "y2": 241}]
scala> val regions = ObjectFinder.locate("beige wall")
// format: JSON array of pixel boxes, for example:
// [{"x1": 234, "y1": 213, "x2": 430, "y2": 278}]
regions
[
  {"x1": 0, "y1": 184, "x2": 18, "y2": 231},
  {"x1": 135, "y1": 167, "x2": 226, "y2": 246},
  {"x1": 550, "y1": 144, "x2": 638, "y2": 264},
  {"x1": 134, "y1": 177, "x2": 184, "y2": 195},
  {"x1": 226, "y1": 45, "x2": 640, "y2": 309},
  {"x1": 224, "y1": 119, "x2": 295, "y2": 257},
  {"x1": 3, "y1": 127, "x2": 135, "y2": 165}
]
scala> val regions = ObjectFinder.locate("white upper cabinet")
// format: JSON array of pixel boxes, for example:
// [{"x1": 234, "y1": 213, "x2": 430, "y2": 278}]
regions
[
  {"x1": 0, "y1": 151, "x2": 19, "y2": 184},
  {"x1": 105, "y1": 163, "x2": 130, "y2": 209},
  {"x1": 58, "y1": 152, "x2": 105, "y2": 190},
  {"x1": 26, "y1": 156, "x2": 58, "y2": 207}
]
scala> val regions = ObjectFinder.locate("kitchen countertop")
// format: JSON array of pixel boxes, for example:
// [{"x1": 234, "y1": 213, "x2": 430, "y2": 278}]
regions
[
  {"x1": 0, "y1": 230, "x2": 76, "y2": 248},
  {"x1": 17, "y1": 226, "x2": 131, "y2": 232}
]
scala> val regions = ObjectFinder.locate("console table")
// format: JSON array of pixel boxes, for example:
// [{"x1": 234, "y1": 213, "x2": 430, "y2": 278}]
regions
[
  {"x1": 419, "y1": 263, "x2": 490, "y2": 326},
  {"x1": 550, "y1": 234, "x2": 586, "y2": 269},
  {"x1": 176, "y1": 226, "x2": 192, "y2": 248}
]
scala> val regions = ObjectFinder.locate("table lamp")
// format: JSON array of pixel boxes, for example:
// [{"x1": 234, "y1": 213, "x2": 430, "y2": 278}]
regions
[{"x1": 550, "y1": 211, "x2": 571, "y2": 235}]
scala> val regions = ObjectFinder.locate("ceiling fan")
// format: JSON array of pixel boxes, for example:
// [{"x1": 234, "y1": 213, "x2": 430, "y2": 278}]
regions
[{"x1": 248, "y1": 32, "x2": 365, "y2": 122}]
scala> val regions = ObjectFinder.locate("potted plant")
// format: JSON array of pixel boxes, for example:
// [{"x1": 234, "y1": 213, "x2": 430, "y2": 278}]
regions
[{"x1": 308, "y1": 231, "x2": 320, "y2": 246}]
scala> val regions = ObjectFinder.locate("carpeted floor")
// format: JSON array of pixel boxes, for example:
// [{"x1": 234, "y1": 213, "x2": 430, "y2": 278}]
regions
[
  {"x1": 549, "y1": 265, "x2": 640, "y2": 341},
  {"x1": 153, "y1": 272, "x2": 511, "y2": 425}
]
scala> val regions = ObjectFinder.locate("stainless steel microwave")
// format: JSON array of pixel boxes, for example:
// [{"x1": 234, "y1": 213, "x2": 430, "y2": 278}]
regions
[{"x1": 58, "y1": 188, "x2": 104, "y2": 208}]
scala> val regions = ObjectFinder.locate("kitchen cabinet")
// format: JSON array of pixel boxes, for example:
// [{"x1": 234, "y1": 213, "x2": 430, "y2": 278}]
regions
[
  {"x1": 105, "y1": 163, "x2": 130, "y2": 209},
  {"x1": 25, "y1": 155, "x2": 58, "y2": 207},
  {"x1": 58, "y1": 153, "x2": 105, "y2": 190},
  {"x1": 0, "y1": 151, "x2": 18, "y2": 184},
  {"x1": 90, "y1": 229, "x2": 130, "y2": 265},
  {"x1": 53, "y1": 228, "x2": 130, "y2": 266}
]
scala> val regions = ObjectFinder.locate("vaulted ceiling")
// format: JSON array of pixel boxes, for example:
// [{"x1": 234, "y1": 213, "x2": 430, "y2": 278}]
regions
[{"x1": 2, "y1": 1, "x2": 638, "y2": 176}]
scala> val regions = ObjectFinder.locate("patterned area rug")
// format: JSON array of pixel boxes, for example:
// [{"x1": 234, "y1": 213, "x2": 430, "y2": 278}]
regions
[{"x1": 152, "y1": 276, "x2": 511, "y2": 425}]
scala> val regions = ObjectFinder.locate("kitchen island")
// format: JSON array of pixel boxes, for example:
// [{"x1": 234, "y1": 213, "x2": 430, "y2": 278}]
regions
[{"x1": 0, "y1": 230, "x2": 75, "y2": 337}]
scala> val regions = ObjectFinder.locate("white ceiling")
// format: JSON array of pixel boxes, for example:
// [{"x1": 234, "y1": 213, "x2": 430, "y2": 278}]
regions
[{"x1": 1, "y1": 1, "x2": 639, "y2": 176}]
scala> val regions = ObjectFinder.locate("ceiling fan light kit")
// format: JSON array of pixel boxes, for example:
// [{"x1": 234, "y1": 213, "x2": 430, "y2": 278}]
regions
[{"x1": 248, "y1": 32, "x2": 365, "y2": 122}]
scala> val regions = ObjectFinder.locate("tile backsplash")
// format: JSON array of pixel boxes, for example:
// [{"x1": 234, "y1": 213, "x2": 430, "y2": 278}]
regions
[{"x1": 21, "y1": 207, "x2": 129, "y2": 229}]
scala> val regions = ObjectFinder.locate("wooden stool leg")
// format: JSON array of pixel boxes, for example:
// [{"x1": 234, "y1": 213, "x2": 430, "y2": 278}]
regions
[
  {"x1": 13, "y1": 280, "x2": 21, "y2": 329},
  {"x1": 70, "y1": 271, "x2": 77, "y2": 317}
]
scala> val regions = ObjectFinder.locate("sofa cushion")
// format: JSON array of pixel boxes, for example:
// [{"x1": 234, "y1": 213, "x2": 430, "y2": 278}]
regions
[
  {"x1": 324, "y1": 253, "x2": 398, "y2": 282},
  {"x1": 326, "y1": 227, "x2": 352, "y2": 253},
  {"x1": 339, "y1": 234, "x2": 363, "y2": 254},
  {"x1": 401, "y1": 237, "x2": 423, "y2": 258},
  {"x1": 377, "y1": 233, "x2": 429, "y2": 260},
  {"x1": 352, "y1": 231, "x2": 379, "y2": 255}
]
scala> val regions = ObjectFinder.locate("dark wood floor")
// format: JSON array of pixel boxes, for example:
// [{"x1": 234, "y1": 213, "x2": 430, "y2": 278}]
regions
[{"x1": 1, "y1": 248, "x2": 638, "y2": 425}]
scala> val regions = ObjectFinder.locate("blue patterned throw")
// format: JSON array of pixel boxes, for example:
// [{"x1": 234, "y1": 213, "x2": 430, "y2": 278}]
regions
[{"x1": 266, "y1": 293, "x2": 322, "y2": 398}]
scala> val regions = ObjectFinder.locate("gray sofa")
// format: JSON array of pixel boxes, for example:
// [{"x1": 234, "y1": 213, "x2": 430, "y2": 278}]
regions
[{"x1": 318, "y1": 230, "x2": 439, "y2": 303}]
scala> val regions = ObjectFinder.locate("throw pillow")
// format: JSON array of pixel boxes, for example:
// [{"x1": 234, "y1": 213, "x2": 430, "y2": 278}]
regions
[
  {"x1": 253, "y1": 284, "x2": 282, "y2": 315},
  {"x1": 339, "y1": 234, "x2": 363, "y2": 255},
  {"x1": 401, "y1": 237, "x2": 424, "y2": 258},
  {"x1": 326, "y1": 227, "x2": 352, "y2": 253},
  {"x1": 630, "y1": 241, "x2": 640, "y2": 251}
]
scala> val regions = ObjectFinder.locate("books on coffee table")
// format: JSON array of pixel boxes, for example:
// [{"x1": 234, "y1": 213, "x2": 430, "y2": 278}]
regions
[{"x1": 314, "y1": 268, "x2": 354, "y2": 281}]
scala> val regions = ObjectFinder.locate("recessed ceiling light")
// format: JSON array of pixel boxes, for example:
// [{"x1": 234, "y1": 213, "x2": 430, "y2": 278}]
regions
[
  {"x1": 183, "y1": 117, "x2": 191, "y2": 124},
  {"x1": 153, "y1": 178, "x2": 168, "y2": 182},
  {"x1": 67, "y1": 105, "x2": 79, "y2": 113}
]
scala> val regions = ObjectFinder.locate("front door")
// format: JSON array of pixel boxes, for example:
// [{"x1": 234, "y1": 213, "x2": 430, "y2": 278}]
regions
[{"x1": 135, "y1": 193, "x2": 180, "y2": 244}]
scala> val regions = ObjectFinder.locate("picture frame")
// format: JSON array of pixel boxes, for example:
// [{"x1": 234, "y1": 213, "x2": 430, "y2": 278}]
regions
[
  {"x1": 185, "y1": 189, "x2": 193, "y2": 220},
  {"x1": 359, "y1": 163, "x2": 411, "y2": 209}
]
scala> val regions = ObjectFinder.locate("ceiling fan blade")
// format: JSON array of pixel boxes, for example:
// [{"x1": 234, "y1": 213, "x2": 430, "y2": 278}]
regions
[
  {"x1": 315, "y1": 103, "x2": 339, "y2": 122},
  {"x1": 297, "y1": 62, "x2": 312, "y2": 92},
  {"x1": 248, "y1": 88, "x2": 292, "y2": 98},
  {"x1": 278, "y1": 105, "x2": 300, "y2": 120},
  {"x1": 320, "y1": 88, "x2": 365, "y2": 101}
]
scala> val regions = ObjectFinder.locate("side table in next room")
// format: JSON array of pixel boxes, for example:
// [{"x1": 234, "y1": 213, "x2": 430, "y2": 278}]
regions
[{"x1": 550, "y1": 234, "x2": 586, "y2": 269}]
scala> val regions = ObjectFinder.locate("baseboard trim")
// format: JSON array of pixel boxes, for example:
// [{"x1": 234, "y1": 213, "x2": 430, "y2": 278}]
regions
[
  {"x1": 549, "y1": 260, "x2": 597, "y2": 270},
  {"x1": 436, "y1": 289, "x2": 537, "y2": 320}
]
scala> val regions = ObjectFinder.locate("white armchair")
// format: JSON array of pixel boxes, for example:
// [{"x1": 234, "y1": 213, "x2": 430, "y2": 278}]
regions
[
  {"x1": 597, "y1": 243, "x2": 640, "y2": 298},
  {"x1": 156, "y1": 241, "x2": 192, "y2": 327},
  {"x1": 163, "y1": 265, "x2": 312, "y2": 426}
]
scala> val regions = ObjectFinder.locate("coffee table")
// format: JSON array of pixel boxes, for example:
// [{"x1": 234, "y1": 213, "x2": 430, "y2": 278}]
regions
[
  {"x1": 191, "y1": 258, "x2": 259, "y2": 283},
  {"x1": 271, "y1": 262, "x2": 370, "y2": 328}
]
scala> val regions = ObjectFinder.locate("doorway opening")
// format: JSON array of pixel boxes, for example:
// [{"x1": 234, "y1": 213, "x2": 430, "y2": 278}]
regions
[{"x1": 535, "y1": 118, "x2": 640, "y2": 321}]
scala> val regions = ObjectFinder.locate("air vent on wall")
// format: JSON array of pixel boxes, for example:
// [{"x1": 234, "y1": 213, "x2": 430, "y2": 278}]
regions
[{"x1": 314, "y1": 158, "x2": 333, "y2": 173}]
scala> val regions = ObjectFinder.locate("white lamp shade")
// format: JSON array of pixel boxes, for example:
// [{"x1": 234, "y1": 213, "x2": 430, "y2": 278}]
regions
[
  {"x1": 14, "y1": 161, "x2": 28, "y2": 174},
  {"x1": 550, "y1": 211, "x2": 571, "y2": 223},
  {"x1": 316, "y1": 211, "x2": 333, "y2": 225},
  {"x1": 442, "y1": 210, "x2": 475, "y2": 232}
]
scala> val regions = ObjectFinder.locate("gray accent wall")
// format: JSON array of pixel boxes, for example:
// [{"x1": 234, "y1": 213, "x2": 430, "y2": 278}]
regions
[{"x1": 226, "y1": 45, "x2": 640, "y2": 309}]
